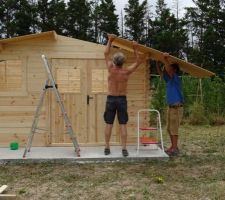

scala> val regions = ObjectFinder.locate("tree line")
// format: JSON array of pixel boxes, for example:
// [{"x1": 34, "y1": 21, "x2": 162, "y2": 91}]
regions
[{"x1": 0, "y1": 0, "x2": 224, "y2": 77}]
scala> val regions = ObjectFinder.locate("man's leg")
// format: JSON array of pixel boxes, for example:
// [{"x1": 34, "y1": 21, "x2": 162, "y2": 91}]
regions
[
  {"x1": 120, "y1": 124, "x2": 127, "y2": 150},
  {"x1": 120, "y1": 124, "x2": 129, "y2": 157},
  {"x1": 165, "y1": 134, "x2": 173, "y2": 152},
  {"x1": 166, "y1": 107, "x2": 180, "y2": 154},
  {"x1": 103, "y1": 96, "x2": 116, "y2": 155},
  {"x1": 105, "y1": 124, "x2": 113, "y2": 149},
  {"x1": 171, "y1": 135, "x2": 178, "y2": 149},
  {"x1": 170, "y1": 107, "x2": 183, "y2": 153},
  {"x1": 166, "y1": 108, "x2": 173, "y2": 151}
]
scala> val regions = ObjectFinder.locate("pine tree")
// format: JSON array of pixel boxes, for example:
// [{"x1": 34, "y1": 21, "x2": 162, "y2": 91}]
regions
[
  {"x1": 151, "y1": 0, "x2": 187, "y2": 57},
  {"x1": 14, "y1": 0, "x2": 36, "y2": 35},
  {"x1": 97, "y1": 0, "x2": 119, "y2": 44},
  {"x1": 66, "y1": 0, "x2": 93, "y2": 41},
  {"x1": 91, "y1": 0, "x2": 101, "y2": 43},
  {"x1": 185, "y1": 0, "x2": 225, "y2": 76},
  {"x1": 124, "y1": 0, "x2": 148, "y2": 43},
  {"x1": 37, "y1": 0, "x2": 66, "y2": 34},
  {"x1": 0, "y1": 0, "x2": 33, "y2": 38}
]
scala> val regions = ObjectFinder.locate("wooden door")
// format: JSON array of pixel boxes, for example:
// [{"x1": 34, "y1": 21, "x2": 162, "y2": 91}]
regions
[
  {"x1": 50, "y1": 59, "x2": 88, "y2": 145},
  {"x1": 86, "y1": 60, "x2": 120, "y2": 145},
  {"x1": 50, "y1": 59, "x2": 120, "y2": 145}
]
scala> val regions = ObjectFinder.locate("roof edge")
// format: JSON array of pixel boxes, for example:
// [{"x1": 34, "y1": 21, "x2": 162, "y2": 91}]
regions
[{"x1": 0, "y1": 31, "x2": 57, "y2": 44}]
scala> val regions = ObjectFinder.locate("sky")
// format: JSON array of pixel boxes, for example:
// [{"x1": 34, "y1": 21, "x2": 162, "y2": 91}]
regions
[{"x1": 113, "y1": 0, "x2": 196, "y2": 18}]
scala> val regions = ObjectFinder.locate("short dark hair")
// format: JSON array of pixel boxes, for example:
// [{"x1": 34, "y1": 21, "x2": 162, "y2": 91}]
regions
[{"x1": 171, "y1": 63, "x2": 179, "y2": 71}]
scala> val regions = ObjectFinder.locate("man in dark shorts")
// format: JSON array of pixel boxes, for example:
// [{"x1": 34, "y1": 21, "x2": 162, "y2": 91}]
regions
[
  {"x1": 104, "y1": 34, "x2": 142, "y2": 157},
  {"x1": 156, "y1": 53, "x2": 184, "y2": 156}
]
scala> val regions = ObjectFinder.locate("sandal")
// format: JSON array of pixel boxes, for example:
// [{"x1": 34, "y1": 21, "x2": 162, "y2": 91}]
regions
[
  {"x1": 122, "y1": 149, "x2": 129, "y2": 157},
  {"x1": 104, "y1": 148, "x2": 110, "y2": 155},
  {"x1": 167, "y1": 148, "x2": 179, "y2": 157}
]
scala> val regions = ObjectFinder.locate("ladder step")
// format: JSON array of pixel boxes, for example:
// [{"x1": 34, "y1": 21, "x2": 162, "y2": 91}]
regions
[
  {"x1": 140, "y1": 137, "x2": 158, "y2": 144},
  {"x1": 36, "y1": 128, "x2": 48, "y2": 131},
  {"x1": 140, "y1": 127, "x2": 157, "y2": 131}
]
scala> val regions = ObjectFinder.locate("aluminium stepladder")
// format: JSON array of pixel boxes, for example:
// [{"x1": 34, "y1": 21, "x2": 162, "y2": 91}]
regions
[
  {"x1": 23, "y1": 55, "x2": 80, "y2": 158},
  {"x1": 137, "y1": 109, "x2": 164, "y2": 154}
]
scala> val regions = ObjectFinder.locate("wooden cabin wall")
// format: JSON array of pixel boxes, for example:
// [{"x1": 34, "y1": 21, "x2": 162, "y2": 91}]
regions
[
  {"x1": 125, "y1": 60, "x2": 150, "y2": 144},
  {"x1": 0, "y1": 35, "x2": 150, "y2": 147}
]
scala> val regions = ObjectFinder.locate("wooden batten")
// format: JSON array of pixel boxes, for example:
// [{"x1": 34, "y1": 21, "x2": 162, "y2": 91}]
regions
[{"x1": 0, "y1": 43, "x2": 3, "y2": 51}]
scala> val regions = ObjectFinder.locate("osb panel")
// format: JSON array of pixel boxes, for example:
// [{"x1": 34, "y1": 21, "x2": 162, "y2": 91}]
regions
[{"x1": 113, "y1": 37, "x2": 215, "y2": 78}]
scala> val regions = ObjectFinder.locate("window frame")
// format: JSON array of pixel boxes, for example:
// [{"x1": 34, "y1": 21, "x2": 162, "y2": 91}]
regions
[{"x1": 0, "y1": 56, "x2": 28, "y2": 96}]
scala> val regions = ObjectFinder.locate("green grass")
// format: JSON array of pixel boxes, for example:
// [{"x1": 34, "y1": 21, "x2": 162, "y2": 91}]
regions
[{"x1": 0, "y1": 125, "x2": 225, "y2": 200}]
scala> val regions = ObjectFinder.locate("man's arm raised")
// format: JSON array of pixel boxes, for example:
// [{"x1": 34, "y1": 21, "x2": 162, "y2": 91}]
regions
[
  {"x1": 162, "y1": 53, "x2": 174, "y2": 77},
  {"x1": 104, "y1": 34, "x2": 117, "y2": 69},
  {"x1": 156, "y1": 61, "x2": 163, "y2": 79},
  {"x1": 126, "y1": 41, "x2": 143, "y2": 74}
]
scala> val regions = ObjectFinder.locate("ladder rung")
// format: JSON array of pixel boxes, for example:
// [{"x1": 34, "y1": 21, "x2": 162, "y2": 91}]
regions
[
  {"x1": 140, "y1": 127, "x2": 157, "y2": 131},
  {"x1": 140, "y1": 137, "x2": 158, "y2": 144},
  {"x1": 35, "y1": 128, "x2": 48, "y2": 131}
]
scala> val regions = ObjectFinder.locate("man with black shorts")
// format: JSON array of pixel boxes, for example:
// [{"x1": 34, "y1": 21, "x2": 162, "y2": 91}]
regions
[{"x1": 104, "y1": 34, "x2": 142, "y2": 157}]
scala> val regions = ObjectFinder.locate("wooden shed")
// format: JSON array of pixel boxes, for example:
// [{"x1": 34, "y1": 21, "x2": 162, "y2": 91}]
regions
[{"x1": 0, "y1": 31, "x2": 150, "y2": 147}]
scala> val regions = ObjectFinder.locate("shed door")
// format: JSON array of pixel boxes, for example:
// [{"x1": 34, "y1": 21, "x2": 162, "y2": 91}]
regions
[
  {"x1": 50, "y1": 59, "x2": 120, "y2": 145},
  {"x1": 87, "y1": 60, "x2": 119, "y2": 144},
  {"x1": 50, "y1": 59, "x2": 88, "y2": 144}
]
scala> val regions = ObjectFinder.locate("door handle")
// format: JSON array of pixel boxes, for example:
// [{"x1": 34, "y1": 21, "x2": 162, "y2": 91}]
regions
[{"x1": 87, "y1": 95, "x2": 94, "y2": 105}]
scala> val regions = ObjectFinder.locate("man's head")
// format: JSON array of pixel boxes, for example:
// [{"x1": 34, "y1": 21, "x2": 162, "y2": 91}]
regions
[
  {"x1": 171, "y1": 63, "x2": 180, "y2": 72},
  {"x1": 113, "y1": 52, "x2": 126, "y2": 68}
]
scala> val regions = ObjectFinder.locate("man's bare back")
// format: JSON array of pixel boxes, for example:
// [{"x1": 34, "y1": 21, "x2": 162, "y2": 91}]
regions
[
  {"x1": 104, "y1": 34, "x2": 142, "y2": 97},
  {"x1": 108, "y1": 67, "x2": 129, "y2": 96}
]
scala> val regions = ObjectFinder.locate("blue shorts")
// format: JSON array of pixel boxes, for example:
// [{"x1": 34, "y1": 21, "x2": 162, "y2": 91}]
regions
[{"x1": 104, "y1": 95, "x2": 128, "y2": 124}]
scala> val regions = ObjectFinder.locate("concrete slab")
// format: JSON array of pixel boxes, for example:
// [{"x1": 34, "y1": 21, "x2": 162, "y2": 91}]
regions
[{"x1": 0, "y1": 145, "x2": 168, "y2": 163}]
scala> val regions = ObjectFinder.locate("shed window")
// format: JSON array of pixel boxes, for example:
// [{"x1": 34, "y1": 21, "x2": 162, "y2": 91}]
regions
[
  {"x1": 56, "y1": 68, "x2": 81, "y2": 93},
  {"x1": 0, "y1": 60, "x2": 23, "y2": 91},
  {"x1": 92, "y1": 69, "x2": 108, "y2": 93}
]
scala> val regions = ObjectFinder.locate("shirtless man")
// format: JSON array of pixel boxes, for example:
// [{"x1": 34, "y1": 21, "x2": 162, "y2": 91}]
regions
[{"x1": 103, "y1": 34, "x2": 142, "y2": 157}]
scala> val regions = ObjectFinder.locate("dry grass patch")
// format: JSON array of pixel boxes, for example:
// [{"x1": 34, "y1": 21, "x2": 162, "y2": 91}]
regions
[{"x1": 0, "y1": 125, "x2": 225, "y2": 200}]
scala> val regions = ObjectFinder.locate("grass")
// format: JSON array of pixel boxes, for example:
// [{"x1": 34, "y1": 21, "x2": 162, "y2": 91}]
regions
[{"x1": 0, "y1": 125, "x2": 225, "y2": 200}]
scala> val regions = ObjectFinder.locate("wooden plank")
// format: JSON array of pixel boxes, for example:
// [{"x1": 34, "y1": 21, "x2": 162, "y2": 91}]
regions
[
  {"x1": 0, "y1": 194, "x2": 17, "y2": 199},
  {"x1": 0, "y1": 43, "x2": 3, "y2": 51},
  {"x1": 0, "y1": 131, "x2": 46, "y2": 147},
  {"x1": 112, "y1": 37, "x2": 215, "y2": 78},
  {"x1": 0, "y1": 94, "x2": 40, "y2": 106},
  {"x1": 0, "y1": 106, "x2": 39, "y2": 112},
  {"x1": 0, "y1": 185, "x2": 8, "y2": 194}
]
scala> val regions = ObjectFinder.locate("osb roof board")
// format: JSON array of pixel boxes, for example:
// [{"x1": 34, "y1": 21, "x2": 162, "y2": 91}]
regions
[{"x1": 112, "y1": 37, "x2": 215, "y2": 78}]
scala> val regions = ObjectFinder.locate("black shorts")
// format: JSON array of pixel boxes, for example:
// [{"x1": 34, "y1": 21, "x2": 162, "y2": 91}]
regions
[{"x1": 104, "y1": 95, "x2": 128, "y2": 124}]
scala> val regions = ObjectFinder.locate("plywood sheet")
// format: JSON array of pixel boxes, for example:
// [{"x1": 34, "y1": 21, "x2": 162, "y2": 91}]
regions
[{"x1": 112, "y1": 37, "x2": 215, "y2": 78}]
